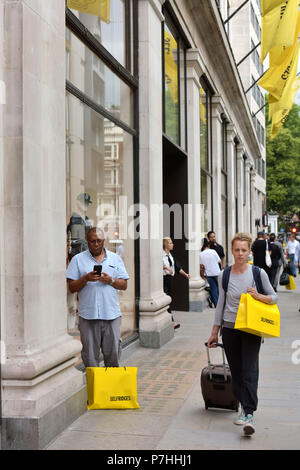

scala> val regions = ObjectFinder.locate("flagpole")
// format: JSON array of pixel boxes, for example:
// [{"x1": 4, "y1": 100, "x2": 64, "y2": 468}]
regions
[
  {"x1": 237, "y1": 41, "x2": 261, "y2": 67},
  {"x1": 252, "y1": 103, "x2": 267, "y2": 117},
  {"x1": 223, "y1": 0, "x2": 250, "y2": 25},
  {"x1": 245, "y1": 71, "x2": 266, "y2": 94}
]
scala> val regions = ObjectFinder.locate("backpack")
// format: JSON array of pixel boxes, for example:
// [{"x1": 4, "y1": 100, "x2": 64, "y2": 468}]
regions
[{"x1": 222, "y1": 265, "x2": 264, "y2": 294}]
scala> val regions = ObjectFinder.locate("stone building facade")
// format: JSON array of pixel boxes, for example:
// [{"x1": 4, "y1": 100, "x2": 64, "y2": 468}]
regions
[{"x1": 0, "y1": 0, "x2": 266, "y2": 449}]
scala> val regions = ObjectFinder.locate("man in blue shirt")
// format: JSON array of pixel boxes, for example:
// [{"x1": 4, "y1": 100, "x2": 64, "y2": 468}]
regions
[{"x1": 66, "y1": 227, "x2": 129, "y2": 368}]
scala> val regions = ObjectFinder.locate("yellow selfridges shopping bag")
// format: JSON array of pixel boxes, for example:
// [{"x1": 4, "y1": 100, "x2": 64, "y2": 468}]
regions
[
  {"x1": 285, "y1": 275, "x2": 296, "y2": 290},
  {"x1": 86, "y1": 367, "x2": 140, "y2": 410},
  {"x1": 234, "y1": 293, "x2": 280, "y2": 338}
]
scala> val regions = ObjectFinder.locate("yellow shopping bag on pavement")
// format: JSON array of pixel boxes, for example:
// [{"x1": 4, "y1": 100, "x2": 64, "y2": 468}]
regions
[
  {"x1": 285, "y1": 275, "x2": 296, "y2": 290},
  {"x1": 234, "y1": 293, "x2": 280, "y2": 338},
  {"x1": 86, "y1": 367, "x2": 140, "y2": 410}
]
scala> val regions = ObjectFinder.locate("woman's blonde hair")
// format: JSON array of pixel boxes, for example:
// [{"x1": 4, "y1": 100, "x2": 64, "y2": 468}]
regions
[
  {"x1": 231, "y1": 233, "x2": 252, "y2": 249},
  {"x1": 163, "y1": 237, "x2": 172, "y2": 249}
]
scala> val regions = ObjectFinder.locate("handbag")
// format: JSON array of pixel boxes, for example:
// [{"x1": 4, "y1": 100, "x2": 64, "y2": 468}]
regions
[
  {"x1": 86, "y1": 367, "x2": 140, "y2": 410},
  {"x1": 285, "y1": 275, "x2": 296, "y2": 290},
  {"x1": 279, "y1": 270, "x2": 289, "y2": 286},
  {"x1": 265, "y1": 240, "x2": 272, "y2": 268},
  {"x1": 234, "y1": 293, "x2": 280, "y2": 338}
]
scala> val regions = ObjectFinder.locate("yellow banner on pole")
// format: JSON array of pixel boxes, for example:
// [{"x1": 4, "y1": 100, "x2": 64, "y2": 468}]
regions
[
  {"x1": 67, "y1": 0, "x2": 110, "y2": 23},
  {"x1": 259, "y1": 37, "x2": 300, "y2": 101},
  {"x1": 268, "y1": 41, "x2": 300, "y2": 119},
  {"x1": 270, "y1": 44, "x2": 300, "y2": 139},
  {"x1": 261, "y1": 0, "x2": 288, "y2": 16},
  {"x1": 164, "y1": 29, "x2": 178, "y2": 104},
  {"x1": 268, "y1": 11, "x2": 300, "y2": 66},
  {"x1": 260, "y1": 0, "x2": 298, "y2": 63},
  {"x1": 270, "y1": 78, "x2": 300, "y2": 138}
]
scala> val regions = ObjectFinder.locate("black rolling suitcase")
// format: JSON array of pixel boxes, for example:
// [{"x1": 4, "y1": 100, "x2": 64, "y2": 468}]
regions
[{"x1": 201, "y1": 342, "x2": 239, "y2": 412}]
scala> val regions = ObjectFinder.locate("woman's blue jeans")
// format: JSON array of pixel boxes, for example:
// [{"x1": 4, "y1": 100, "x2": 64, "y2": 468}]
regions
[
  {"x1": 289, "y1": 254, "x2": 297, "y2": 276},
  {"x1": 206, "y1": 276, "x2": 219, "y2": 307}
]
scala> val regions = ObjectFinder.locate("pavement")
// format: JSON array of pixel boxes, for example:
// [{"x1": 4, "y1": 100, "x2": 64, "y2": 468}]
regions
[{"x1": 46, "y1": 274, "x2": 300, "y2": 451}]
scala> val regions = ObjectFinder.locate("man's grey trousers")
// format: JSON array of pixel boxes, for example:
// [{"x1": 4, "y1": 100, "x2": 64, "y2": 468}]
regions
[{"x1": 78, "y1": 316, "x2": 122, "y2": 367}]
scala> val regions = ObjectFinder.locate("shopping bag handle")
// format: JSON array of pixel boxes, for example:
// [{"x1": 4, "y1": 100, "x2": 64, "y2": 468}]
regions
[{"x1": 104, "y1": 367, "x2": 127, "y2": 371}]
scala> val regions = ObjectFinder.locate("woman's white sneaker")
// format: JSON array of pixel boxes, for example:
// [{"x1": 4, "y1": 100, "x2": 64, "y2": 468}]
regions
[
  {"x1": 234, "y1": 408, "x2": 246, "y2": 425},
  {"x1": 243, "y1": 414, "x2": 255, "y2": 436}
]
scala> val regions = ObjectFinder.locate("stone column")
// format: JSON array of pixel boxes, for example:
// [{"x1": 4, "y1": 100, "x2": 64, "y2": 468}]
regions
[
  {"x1": 226, "y1": 123, "x2": 237, "y2": 265},
  {"x1": 0, "y1": 1, "x2": 85, "y2": 449},
  {"x1": 138, "y1": 0, "x2": 174, "y2": 347},
  {"x1": 236, "y1": 144, "x2": 245, "y2": 233},
  {"x1": 211, "y1": 95, "x2": 223, "y2": 240},
  {"x1": 185, "y1": 49, "x2": 206, "y2": 311},
  {"x1": 250, "y1": 167, "x2": 257, "y2": 238},
  {"x1": 243, "y1": 159, "x2": 251, "y2": 233}
]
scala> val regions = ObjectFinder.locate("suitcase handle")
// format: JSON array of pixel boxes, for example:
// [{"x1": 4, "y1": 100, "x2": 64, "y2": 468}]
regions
[{"x1": 204, "y1": 342, "x2": 227, "y2": 382}]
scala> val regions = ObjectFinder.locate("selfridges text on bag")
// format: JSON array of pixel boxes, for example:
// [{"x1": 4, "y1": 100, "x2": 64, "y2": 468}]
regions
[
  {"x1": 234, "y1": 293, "x2": 280, "y2": 338},
  {"x1": 86, "y1": 367, "x2": 140, "y2": 410}
]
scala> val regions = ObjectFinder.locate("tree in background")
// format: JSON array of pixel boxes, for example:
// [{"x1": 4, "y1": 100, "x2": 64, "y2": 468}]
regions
[{"x1": 266, "y1": 97, "x2": 300, "y2": 221}]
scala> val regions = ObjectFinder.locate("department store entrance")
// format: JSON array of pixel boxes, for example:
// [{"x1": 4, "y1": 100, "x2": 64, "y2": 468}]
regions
[{"x1": 163, "y1": 136, "x2": 189, "y2": 312}]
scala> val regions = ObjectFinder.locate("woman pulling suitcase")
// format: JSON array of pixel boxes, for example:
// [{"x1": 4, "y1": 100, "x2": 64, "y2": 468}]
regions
[{"x1": 207, "y1": 233, "x2": 278, "y2": 436}]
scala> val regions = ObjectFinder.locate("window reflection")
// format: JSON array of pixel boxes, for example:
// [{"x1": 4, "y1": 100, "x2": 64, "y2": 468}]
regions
[
  {"x1": 66, "y1": 28, "x2": 133, "y2": 128},
  {"x1": 66, "y1": 91, "x2": 136, "y2": 340},
  {"x1": 68, "y1": 0, "x2": 126, "y2": 67},
  {"x1": 164, "y1": 24, "x2": 179, "y2": 143},
  {"x1": 200, "y1": 86, "x2": 212, "y2": 234}
]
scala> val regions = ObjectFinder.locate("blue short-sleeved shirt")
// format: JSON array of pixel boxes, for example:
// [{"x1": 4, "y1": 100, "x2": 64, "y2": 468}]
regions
[{"x1": 66, "y1": 249, "x2": 129, "y2": 320}]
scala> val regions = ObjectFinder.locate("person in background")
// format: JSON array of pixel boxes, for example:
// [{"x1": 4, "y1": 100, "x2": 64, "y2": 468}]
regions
[
  {"x1": 163, "y1": 237, "x2": 191, "y2": 330},
  {"x1": 200, "y1": 238, "x2": 221, "y2": 308},
  {"x1": 207, "y1": 233, "x2": 278, "y2": 436},
  {"x1": 251, "y1": 231, "x2": 271, "y2": 278},
  {"x1": 268, "y1": 233, "x2": 283, "y2": 292},
  {"x1": 207, "y1": 231, "x2": 226, "y2": 269},
  {"x1": 285, "y1": 233, "x2": 299, "y2": 277},
  {"x1": 269, "y1": 233, "x2": 286, "y2": 291}
]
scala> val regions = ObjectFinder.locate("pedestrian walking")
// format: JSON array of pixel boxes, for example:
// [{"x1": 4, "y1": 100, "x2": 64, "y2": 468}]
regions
[
  {"x1": 285, "y1": 233, "x2": 299, "y2": 277},
  {"x1": 163, "y1": 237, "x2": 191, "y2": 330},
  {"x1": 66, "y1": 227, "x2": 129, "y2": 368},
  {"x1": 200, "y1": 238, "x2": 221, "y2": 307},
  {"x1": 207, "y1": 231, "x2": 226, "y2": 269},
  {"x1": 269, "y1": 233, "x2": 286, "y2": 291},
  {"x1": 207, "y1": 233, "x2": 278, "y2": 436},
  {"x1": 251, "y1": 231, "x2": 271, "y2": 277}
]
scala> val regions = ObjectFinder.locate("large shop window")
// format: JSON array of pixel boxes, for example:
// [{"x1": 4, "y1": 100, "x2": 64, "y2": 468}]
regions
[
  {"x1": 65, "y1": 12, "x2": 137, "y2": 342},
  {"x1": 221, "y1": 119, "x2": 228, "y2": 262},
  {"x1": 67, "y1": 0, "x2": 130, "y2": 70},
  {"x1": 163, "y1": 15, "x2": 187, "y2": 149},
  {"x1": 200, "y1": 85, "x2": 212, "y2": 236}
]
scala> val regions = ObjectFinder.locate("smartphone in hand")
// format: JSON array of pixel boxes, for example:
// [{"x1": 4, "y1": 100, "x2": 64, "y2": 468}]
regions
[{"x1": 94, "y1": 265, "x2": 102, "y2": 275}]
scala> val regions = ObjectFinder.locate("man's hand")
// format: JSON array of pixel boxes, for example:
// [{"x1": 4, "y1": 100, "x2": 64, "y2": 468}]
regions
[
  {"x1": 98, "y1": 272, "x2": 113, "y2": 284},
  {"x1": 86, "y1": 271, "x2": 102, "y2": 282}
]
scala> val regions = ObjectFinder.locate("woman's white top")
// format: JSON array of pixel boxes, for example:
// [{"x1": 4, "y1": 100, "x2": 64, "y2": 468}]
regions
[{"x1": 163, "y1": 250, "x2": 175, "y2": 276}]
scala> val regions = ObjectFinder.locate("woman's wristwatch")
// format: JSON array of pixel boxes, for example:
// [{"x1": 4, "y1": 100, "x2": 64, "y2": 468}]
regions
[{"x1": 110, "y1": 277, "x2": 115, "y2": 286}]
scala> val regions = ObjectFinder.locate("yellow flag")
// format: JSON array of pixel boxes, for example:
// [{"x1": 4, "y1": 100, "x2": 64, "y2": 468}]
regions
[
  {"x1": 67, "y1": 0, "x2": 110, "y2": 23},
  {"x1": 269, "y1": 11, "x2": 300, "y2": 66},
  {"x1": 268, "y1": 41, "x2": 300, "y2": 119},
  {"x1": 259, "y1": 38, "x2": 300, "y2": 101},
  {"x1": 164, "y1": 29, "x2": 178, "y2": 104},
  {"x1": 270, "y1": 78, "x2": 300, "y2": 138},
  {"x1": 270, "y1": 48, "x2": 300, "y2": 139},
  {"x1": 261, "y1": 0, "x2": 287, "y2": 16},
  {"x1": 260, "y1": 0, "x2": 299, "y2": 63}
]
